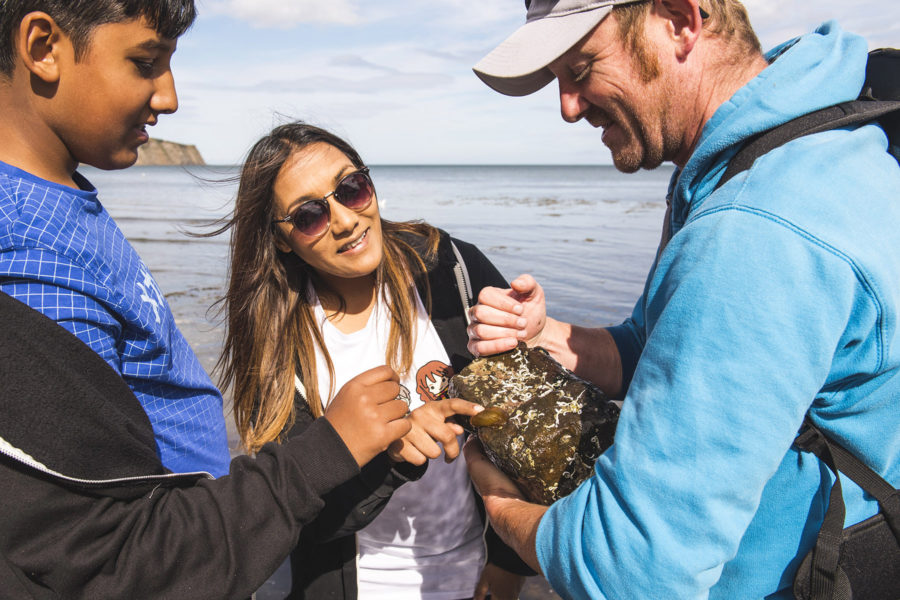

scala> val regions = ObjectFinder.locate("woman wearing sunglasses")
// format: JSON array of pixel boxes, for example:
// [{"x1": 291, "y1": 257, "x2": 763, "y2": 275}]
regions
[{"x1": 215, "y1": 122, "x2": 533, "y2": 600}]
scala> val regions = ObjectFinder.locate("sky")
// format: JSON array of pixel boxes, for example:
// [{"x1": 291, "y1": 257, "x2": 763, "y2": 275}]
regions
[{"x1": 153, "y1": 0, "x2": 900, "y2": 166}]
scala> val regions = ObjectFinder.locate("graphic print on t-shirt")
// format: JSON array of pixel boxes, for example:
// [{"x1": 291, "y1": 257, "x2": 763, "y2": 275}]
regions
[
  {"x1": 415, "y1": 360, "x2": 453, "y2": 402},
  {"x1": 307, "y1": 286, "x2": 487, "y2": 598},
  {"x1": 136, "y1": 264, "x2": 165, "y2": 325}
]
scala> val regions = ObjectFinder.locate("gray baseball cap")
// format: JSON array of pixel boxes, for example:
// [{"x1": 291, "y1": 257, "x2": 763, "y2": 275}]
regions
[{"x1": 474, "y1": 0, "x2": 646, "y2": 97}]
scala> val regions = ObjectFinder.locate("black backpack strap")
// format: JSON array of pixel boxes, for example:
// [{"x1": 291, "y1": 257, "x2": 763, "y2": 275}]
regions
[
  {"x1": 793, "y1": 420, "x2": 900, "y2": 599},
  {"x1": 794, "y1": 424, "x2": 850, "y2": 599},
  {"x1": 716, "y1": 99, "x2": 900, "y2": 191},
  {"x1": 795, "y1": 421, "x2": 900, "y2": 536},
  {"x1": 715, "y1": 48, "x2": 900, "y2": 192}
]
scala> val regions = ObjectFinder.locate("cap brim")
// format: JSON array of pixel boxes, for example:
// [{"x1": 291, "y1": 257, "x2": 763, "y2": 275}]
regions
[{"x1": 473, "y1": 6, "x2": 613, "y2": 97}]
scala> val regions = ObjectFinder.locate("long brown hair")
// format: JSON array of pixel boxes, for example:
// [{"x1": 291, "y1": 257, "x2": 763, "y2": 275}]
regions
[{"x1": 214, "y1": 122, "x2": 440, "y2": 453}]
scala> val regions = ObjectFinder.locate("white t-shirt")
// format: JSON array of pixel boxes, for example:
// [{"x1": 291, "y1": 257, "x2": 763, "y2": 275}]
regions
[{"x1": 311, "y1": 288, "x2": 485, "y2": 600}]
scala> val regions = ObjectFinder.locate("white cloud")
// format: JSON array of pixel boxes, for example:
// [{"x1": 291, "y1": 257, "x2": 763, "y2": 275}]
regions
[
  {"x1": 325, "y1": 0, "x2": 521, "y2": 32},
  {"x1": 201, "y1": 0, "x2": 364, "y2": 28},
  {"x1": 742, "y1": 0, "x2": 900, "y2": 49},
  {"x1": 397, "y1": 0, "x2": 522, "y2": 32},
  {"x1": 170, "y1": 0, "x2": 900, "y2": 165}
]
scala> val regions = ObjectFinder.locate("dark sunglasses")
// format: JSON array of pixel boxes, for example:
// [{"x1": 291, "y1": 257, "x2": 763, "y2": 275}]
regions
[{"x1": 272, "y1": 167, "x2": 375, "y2": 238}]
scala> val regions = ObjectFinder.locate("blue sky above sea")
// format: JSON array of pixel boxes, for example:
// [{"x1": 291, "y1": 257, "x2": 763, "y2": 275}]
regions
[{"x1": 156, "y1": 0, "x2": 900, "y2": 166}]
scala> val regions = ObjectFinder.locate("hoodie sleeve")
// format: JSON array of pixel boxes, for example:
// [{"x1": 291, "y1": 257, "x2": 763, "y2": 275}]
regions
[
  {"x1": 605, "y1": 296, "x2": 647, "y2": 397},
  {"x1": 534, "y1": 204, "x2": 872, "y2": 598}
]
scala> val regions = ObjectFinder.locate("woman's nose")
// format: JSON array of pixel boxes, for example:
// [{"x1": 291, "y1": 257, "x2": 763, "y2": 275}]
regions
[{"x1": 328, "y1": 199, "x2": 359, "y2": 235}]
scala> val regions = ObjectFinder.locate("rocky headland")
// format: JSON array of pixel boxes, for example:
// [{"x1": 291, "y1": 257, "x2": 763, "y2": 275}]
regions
[{"x1": 136, "y1": 138, "x2": 205, "y2": 166}]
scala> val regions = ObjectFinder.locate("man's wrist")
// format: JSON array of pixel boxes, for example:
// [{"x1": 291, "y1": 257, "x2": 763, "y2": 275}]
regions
[
  {"x1": 533, "y1": 317, "x2": 575, "y2": 370},
  {"x1": 484, "y1": 494, "x2": 547, "y2": 574}
]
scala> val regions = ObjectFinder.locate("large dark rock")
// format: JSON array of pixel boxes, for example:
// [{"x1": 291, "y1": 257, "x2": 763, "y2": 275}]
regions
[{"x1": 450, "y1": 343, "x2": 619, "y2": 505}]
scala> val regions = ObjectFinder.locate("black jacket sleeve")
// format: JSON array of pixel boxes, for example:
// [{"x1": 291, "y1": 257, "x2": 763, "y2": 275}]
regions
[
  {"x1": 284, "y1": 391, "x2": 427, "y2": 598},
  {"x1": 0, "y1": 291, "x2": 361, "y2": 600},
  {"x1": 285, "y1": 395, "x2": 427, "y2": 543},
  {"x1": 1, "y1": 423, "x2": 358, "y2": 600}
]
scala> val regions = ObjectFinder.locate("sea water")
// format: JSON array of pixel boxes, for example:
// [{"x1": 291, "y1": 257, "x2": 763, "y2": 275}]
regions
[
  {"x1": 83, "y1": 163, "x2": 672, "y2": 428},
  {"x1": 84, "y1": 163, "x2": 671, "y2": 351}
]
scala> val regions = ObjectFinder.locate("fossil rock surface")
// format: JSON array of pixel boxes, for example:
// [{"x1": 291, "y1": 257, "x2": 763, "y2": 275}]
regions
[{"x1": 450, "y1": 343, "x2": 619, "y2": 505}]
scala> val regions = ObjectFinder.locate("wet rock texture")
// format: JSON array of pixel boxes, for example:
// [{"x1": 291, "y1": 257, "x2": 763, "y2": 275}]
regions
[{"x1": 450, "y1": 343, "x2": 619, "y2": 505}]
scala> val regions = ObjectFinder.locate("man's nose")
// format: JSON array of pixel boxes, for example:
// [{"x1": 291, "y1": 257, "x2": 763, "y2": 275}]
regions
[{"x1": 558, "y1": 79, "x2": 589, "y2": 123}]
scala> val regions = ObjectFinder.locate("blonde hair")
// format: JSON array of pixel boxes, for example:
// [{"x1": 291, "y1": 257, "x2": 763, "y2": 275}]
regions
[
  {"x1": 696, "y1": 0, "x2": 762, "y2": 56},
  {"x1": 612, "y1": 0, "x2": 762, "y2": 79}
]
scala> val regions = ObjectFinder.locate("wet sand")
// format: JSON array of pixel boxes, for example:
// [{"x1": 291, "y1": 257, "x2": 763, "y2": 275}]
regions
[{"x1": 254, "y1": 558, "x2": 563, "y2": 599}]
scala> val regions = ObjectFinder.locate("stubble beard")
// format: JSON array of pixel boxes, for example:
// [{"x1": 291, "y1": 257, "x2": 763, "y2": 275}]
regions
[
  {"x1": 607, "y1": 107, "x2": 665, "y2": 174},
  {"x1": 608, "y1": 24, "x2": 672, "y2": 173}
]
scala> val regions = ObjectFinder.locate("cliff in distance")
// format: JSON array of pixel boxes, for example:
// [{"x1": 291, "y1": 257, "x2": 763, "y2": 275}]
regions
[{"x1": 136, "y1": 138, "x2": 205, "y2": 166}]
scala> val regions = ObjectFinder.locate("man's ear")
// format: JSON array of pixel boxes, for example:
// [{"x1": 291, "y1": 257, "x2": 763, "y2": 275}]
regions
[
  {"x1": 657, "y1": 0, "x2": 704, "y2": 60},
  {"x1": 17, "y1": 12, "x2": 66, "y2": 84}
]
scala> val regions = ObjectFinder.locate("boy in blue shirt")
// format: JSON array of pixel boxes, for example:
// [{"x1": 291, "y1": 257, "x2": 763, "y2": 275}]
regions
[{"x1": 0, "y1": 0, "x2": 230, "y2": 476}]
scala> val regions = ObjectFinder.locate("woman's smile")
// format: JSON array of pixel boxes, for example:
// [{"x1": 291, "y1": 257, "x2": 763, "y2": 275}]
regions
[{"x1": 337, "y1": 227, "x2": 369, "y2": 254}]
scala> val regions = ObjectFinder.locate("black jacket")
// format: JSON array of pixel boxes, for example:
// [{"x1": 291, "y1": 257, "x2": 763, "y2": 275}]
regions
[
  {"x1": 287, "y1": 231, "x2": 535, "y2": 599},
  {"x1": 0, "y1": 291, "x2": 361, "y2": 600}
]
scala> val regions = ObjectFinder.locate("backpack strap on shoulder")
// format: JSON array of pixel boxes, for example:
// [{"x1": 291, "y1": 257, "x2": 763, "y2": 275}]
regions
[
  {"x1": 793, "y1": 419, "x2": 900, "y2": 599},
  {"x1": 716, "y1": 100, "x2": 900, "y2": 191},
  {"x1": 715, "y1": 48, "x2": 900, "y2": 192}
]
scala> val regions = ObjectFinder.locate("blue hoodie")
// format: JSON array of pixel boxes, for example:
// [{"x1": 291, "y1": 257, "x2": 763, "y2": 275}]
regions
[{"x1": 536, "y1": 23, "x2": 900, "y2": 599}]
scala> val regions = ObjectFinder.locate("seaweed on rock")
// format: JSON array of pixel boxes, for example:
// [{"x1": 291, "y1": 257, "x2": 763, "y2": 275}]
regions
[{"x1": 450, "y1": 342, "x2": 620, "y2": 505}]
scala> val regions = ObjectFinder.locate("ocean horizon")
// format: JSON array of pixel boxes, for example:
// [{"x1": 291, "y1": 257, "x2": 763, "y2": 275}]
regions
[{"x1": 81, "y1": 162, "x2": 671, "y2": 393}]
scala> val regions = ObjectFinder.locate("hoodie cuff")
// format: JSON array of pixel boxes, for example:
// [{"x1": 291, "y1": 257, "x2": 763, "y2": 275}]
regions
[
  {"x1": 606, "y1": 322, "x2": 642, "y2": 397},
  {"x1": 285, "y1": 417, "x2": 359, "y2": 499}
]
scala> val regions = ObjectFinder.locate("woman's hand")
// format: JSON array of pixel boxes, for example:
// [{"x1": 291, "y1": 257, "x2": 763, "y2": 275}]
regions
[
  {"x1": 468, "y1": 274, "x2": 548, "y2": 357},
  {"x1": 386, "y1": 398, "x2": 484, "y2": 466},
  {"x1": 324, "y1": 365, "x2": 412, "y2": 467}
]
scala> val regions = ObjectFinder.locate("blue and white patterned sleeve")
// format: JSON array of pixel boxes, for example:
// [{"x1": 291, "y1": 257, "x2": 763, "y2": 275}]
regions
[{"x1": 0, "y1": 247, "x2": 123, "y2": 372}]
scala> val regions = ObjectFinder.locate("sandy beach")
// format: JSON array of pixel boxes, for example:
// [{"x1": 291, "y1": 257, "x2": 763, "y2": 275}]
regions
[{"x1": 254, "y1": 558, "x2": 562, "y2": 599}]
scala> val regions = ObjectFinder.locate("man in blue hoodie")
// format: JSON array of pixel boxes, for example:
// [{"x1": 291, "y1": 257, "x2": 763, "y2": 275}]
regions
[{"x1": 464, "y1": 0, "x2": 900, "y2": 598}]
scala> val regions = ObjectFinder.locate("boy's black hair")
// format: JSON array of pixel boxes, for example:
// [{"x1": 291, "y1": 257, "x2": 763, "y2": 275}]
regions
[{"x1": 0, "y1": 0, "x2": 196, "y2": 76}]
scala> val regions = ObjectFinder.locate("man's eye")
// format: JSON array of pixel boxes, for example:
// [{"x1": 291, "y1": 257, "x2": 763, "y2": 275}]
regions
[{"x1": 572, "y1": 61, "x2": 594, "y2": 83}]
